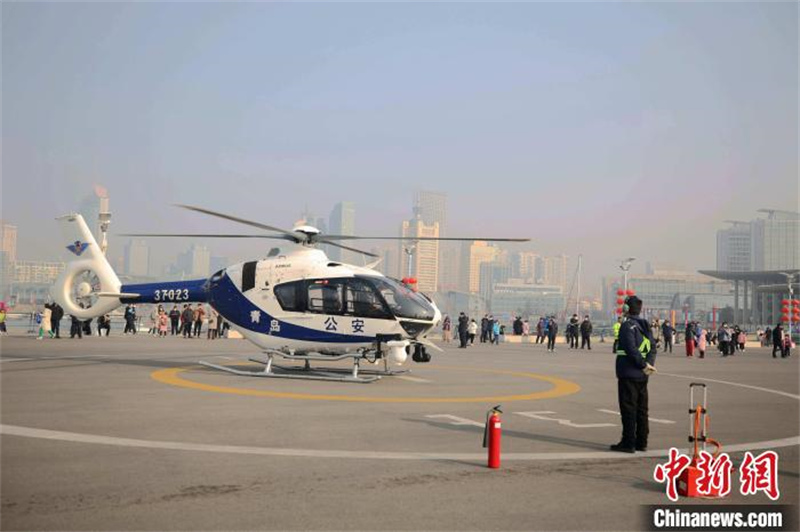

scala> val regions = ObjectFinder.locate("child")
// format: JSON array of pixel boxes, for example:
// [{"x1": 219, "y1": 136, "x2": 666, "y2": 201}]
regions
[
  {"x1": 737, "y1": 330, "x2": 747, "y2": 352},
  {"x1": 696, "y1": 327, "x2": 707, "y2": 359},
  {"x1": 158, "y1": 310, "x2": 168, "y2": 337},
  {"x1": 782, "y1": 333, "x2": 792, "y2": 358}
]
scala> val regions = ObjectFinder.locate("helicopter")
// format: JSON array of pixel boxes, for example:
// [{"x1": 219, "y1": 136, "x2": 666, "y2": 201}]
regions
[{"x1": 51, "y1": 205, "x2": 529, "y2": 383}]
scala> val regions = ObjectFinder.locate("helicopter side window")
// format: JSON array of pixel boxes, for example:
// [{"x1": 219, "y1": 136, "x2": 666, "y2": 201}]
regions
[
  {"x1": 274, "y1": 281, "x2": 304, "y2": 312},
  {"x1": 343, "y1": 278, "x2": 391, "y2": 319},
  {"x1": 307, "y1": 281, "x2": 344, "y2": 315},
  {"x1": 241, "y1": 261, "x2": 257, "y2": 292}
]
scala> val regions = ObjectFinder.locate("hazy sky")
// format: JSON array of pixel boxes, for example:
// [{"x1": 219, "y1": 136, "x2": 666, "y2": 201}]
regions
[{"x1": 3, "y1": 2, "x2": 798, "y2": 292}]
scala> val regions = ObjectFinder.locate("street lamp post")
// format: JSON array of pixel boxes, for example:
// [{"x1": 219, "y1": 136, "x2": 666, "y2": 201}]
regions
[{"x1": 618, "y1": 257, "x2": 636, "y2": 292}]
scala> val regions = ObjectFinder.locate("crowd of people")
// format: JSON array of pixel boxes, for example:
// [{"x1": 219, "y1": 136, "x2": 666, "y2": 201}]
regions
[
  {"x1": 441, "y1": 311, "x2": 794, "y2": 358},
  {"x1": 27, "y1": 302, "x2": 231, "y2": 340}
]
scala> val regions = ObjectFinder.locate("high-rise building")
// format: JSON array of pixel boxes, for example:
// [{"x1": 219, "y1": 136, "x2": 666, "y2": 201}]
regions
[
  {"x1": 751, "y1": 210, "x2": 799, "y2": 270},
  {"x1": 715, "y1": 210, "x2": 799, "y2": 272},
  {"x1": 78, "y1": 185, "x2": 109, "y2": 241},
  {"x1": 177, "y1": 245, "x2": 211, "y2": 278},
  {"x1": 512, "y1": 251, "x2": 539, "y2": 282},
  {"x1": 400, "y1": 218, "x2": 439, "y2": 293},
  {"x1": 1, "y1": 222, "x2": 18, "y2": 264},
  {"x1": 124, "y1": 240, "x2": 150, "y2": 277},
  {"x1": 541, "y1": 255, "x2": 569, "y2": 292},
  {"x1": 414, "y1": 191, "x2": 447, "y2": 230},
  {"x1": 479, "y1": 258, "x2": 512, "y2": 309},
  {"x1": 329, "y1": 202, "x2": 356, "y2": 263},
  {"x1": 414, "y1": 190, "x2": 453, "y2": 291},
  {"x1": 716, "y1": 222, "x2": 752, "y2": 272},
  {"x1": 460, "y1": 241, "x2": 498, "y2": 293}
]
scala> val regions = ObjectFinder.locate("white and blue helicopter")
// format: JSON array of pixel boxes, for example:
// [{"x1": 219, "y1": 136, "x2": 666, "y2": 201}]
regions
[{"x1": 51, "y1": 205, "x2": 528, "y2": 382}]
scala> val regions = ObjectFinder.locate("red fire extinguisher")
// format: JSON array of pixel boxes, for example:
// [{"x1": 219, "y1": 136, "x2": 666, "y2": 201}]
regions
[{"x1": 483, "y1": 405, "x2": 503, "y2": 469}]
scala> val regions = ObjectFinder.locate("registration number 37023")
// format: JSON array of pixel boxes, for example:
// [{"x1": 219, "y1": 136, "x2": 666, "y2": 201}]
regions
[{"x1": 153, "y1": 288, "x2": 190, "y2": 302}]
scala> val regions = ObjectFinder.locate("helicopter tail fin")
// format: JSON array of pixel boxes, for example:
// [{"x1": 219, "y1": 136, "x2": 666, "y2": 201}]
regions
[{"x1": 50, "y1": 213, "x2": 123, "y2": 319}]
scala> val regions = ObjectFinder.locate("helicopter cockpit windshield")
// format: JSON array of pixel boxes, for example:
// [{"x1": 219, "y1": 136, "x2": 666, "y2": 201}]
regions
[{"x1": 365, "y1": 276, "x2": 435, "y2": 321}]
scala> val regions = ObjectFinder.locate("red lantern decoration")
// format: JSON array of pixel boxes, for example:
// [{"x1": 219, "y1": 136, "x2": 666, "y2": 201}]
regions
[
  {"x1": 616, "y1": 289, "x2": 625, "y2": 296},
  {"x1": 616, "y1": 298, "x2": 624, "y2": 305},
  {"x1": 793, "y1": 300, "x2": 800, "y2": 306},
  {"x1": 781, "y1": 315, "x2": 790, "y2": 322},
  {"x1": 781, "y1": 307, "x2": 790, "y2": 314},
  {"x1": 781, "y1": 299, "x2": 790, "y2": 306},
  {"x1": 616, "y1": 308, "x2": 624, "y2": 315},
  {"x1": 626, "y1": 290, "x2": 635, "y2": 296}
]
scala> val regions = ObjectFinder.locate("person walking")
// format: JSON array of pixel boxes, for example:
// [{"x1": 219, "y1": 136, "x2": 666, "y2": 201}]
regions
[
  {"x1": 772, "y1": 324, "x2": 784, "y2": 358},
  {"x1": 193, "y1": 303, "x2": 205, "y2": 338},
  {"x1": 737, "y1": 329, "x2": 747, "y2": 352},
  {"x1": 718, "y1": 323, "x2": 731, "y2": 356},
  {"x1": 149, "y1": 306, "x2": 160, "y2": 335},
  {"x1": 181, "y1": 304, "x2": 194, "y2": 338},
  {"x1": 207, "y1": 308, "x2": 218, "y2": 339},
  {"x1": 696, "y1": 325, "x2": 707, "y2": 358},
  {"x1": 38, "y1": 304, "x2": 53, "y2": 339},
  {"x1": 492, "y1": 320, "x2": 501, "y2": 345},
  {"x1": 457, "y1": 312, "x2": 469, "y2": 348},
  {"x1": 487, "y1": 315, "x2": 496, "y2": 344},
  {"x1": 782, "y1": 331, "x2": 792, "y2": 358},
  {"x1": 580, "y1": 315, "x2": 593, "y2": 350},
  {"x1": 169, "y1": 305, "x2": 180, "y2": 335},
  {"x1": 468, "y1": 319, "x2": 478, "y2": 345},
  {"x1": 480, "y1": 315, "x2": 489, "y2": 343},
  {"x1": 535, "y1": 317, "x2": 545, "y2": 344},
  {"x1": 684, "y1": 321, "x2": 695, "y2": 357},
  {"x1": 69, "y1": 314, "x2": 83, "y2": 338},
  {"x1": 441, "y1": 314, "x2": 452, "y2": 343},
  {"x1": 610, "y1": 296, "x2": 656, "y2": 453},
  {"x1": 661, "y1": 320, "x2": 675, "y2": 353},
  {"x1": 546, "y1": 317, "x2": 559, "y2": 352},
  {"x1": 50, "y1": 302, "x2": 64, "y2": 338},
  {"x1": 158, "y1": 309, "x2": 168, "y2": 337},
  {"x1": 0, "y1": 303, "x2": 7, "y2": 336},
  {"x1": 522, "y1": 319, "x2": 530, "y2": 338}
]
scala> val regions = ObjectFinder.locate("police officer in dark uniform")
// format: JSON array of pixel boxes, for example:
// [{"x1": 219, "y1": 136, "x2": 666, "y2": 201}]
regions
[{"x1": 610, "y1": 296, "x2": 657, "y2": 453}]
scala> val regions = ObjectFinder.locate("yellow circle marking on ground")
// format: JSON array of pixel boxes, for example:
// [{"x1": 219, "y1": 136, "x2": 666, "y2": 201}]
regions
[{"x1": 151, "y1": 365, "x2": 581, "y2": 403}]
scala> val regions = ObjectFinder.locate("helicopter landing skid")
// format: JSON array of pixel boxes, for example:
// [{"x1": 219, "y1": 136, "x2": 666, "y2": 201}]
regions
[{"x1": 198, "y1": 351, "x2": 391, "y2": 383}]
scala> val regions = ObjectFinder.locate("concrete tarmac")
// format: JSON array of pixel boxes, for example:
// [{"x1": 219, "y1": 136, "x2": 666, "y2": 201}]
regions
[{"x1": 1, "y1": 333, "x2": 798, "y2": 531}]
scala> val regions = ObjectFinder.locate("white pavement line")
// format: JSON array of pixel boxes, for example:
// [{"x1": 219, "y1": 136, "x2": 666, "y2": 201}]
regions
[
  {"x1": 514, "y1": 411, "x2": 616, "y2": 429},
  {"x1": 597, "y1": 408, "x2": 676, "y2": 425},
  {"x1": 396, "y1": 375, "x2": 432, "y2": 384},
  {"x1": 2, "y1": 424, "x2": 797, "y2": 461},
  {"x1": 425, "y1": 414, "x2": 483, "y2": 427},
  {"x1": 659, "y1": 372, "x2": 800, "y2": 401},
  {"x1": 0, "y1": 358, "x2": 34, "y2": 363}
]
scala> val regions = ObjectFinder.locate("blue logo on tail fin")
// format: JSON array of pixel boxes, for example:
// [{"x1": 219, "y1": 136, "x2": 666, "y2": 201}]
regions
[{"x1": 67, "y1": 241, "x2": 89, "y2": 256}]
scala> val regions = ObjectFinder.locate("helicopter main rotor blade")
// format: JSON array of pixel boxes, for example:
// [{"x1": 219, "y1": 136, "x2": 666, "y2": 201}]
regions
[
  {"x1": 119, "y1": 233, "x2": 296, "y2": 240},
  {"x1": 318, "y1": 239, "x2": 379, "y2": 258},
  {"x1": 322, "y1": 235, "x2": 531, "y2": 242},
  {"x1": 175, "y1": 204, "x2": 306, "y2": 242}
]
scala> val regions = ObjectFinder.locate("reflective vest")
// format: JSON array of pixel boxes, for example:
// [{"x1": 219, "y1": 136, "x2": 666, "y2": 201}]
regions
[
  {"x1": 616, "y1": 325, "x2": 651, "y2": 358},
  {"x1": 613, "y1": 322, "x2": 621, "y2": 339}
]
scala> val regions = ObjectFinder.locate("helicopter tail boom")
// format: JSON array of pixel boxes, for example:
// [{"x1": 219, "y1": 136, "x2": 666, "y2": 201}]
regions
[{"x1": 51, "y1": 213, "x2": 123, "y2": 319}]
